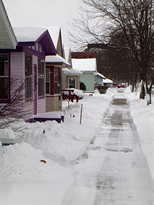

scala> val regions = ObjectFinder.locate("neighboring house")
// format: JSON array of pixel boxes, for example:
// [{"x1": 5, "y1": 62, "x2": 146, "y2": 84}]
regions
[
  {"x1": 0, "y1": 0, "x2": 17, "y2": 49},
  {"x1": 62, "y1": 47, "x2": 82, "y2": 90},
  {"x1": 0, "y1": 1, "x2": 56, "y2": 121},
  {"x1": 45, "y1": 27, "x2": 70, "y2": 112},
  {"x1": 72, "y1": 58, "x2": 104, "y2": 92},
  {"x1": 71, "y1": 52, "x2": 102, "y2": 73},
  {"x1": 94, "y1": 72, "x2": 105, "y2": 87},
  {"x1": 103, "y1": 78, "x2": 113, "y2": 87}
]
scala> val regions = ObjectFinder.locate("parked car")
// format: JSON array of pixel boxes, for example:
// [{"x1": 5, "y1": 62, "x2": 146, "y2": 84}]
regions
[
  {"x1": 117, "y1": 84, "x2": 125, "y2": 93},
  {"x1": 117, "y1": 84, "x2": 125, "y2": 88}
]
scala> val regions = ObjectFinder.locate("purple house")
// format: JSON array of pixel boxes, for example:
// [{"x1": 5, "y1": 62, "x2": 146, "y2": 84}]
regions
[{"x1": 0, "y1": 1, "x2": 56, "y2": 121}]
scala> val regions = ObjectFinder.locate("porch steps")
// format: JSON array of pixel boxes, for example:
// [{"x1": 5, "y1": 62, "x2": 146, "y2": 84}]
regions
[{"x1": 28, "y1": 111, "x2": 64, "y2": 123}]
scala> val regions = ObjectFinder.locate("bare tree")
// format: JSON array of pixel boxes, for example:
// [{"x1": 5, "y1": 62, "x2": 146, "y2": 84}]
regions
[
  {"x1": 69, "y1": 0, "x2": 154, "y2": 103},
  {"x1": 0, "y1": 78, "x2": 32, "y2": 129}
]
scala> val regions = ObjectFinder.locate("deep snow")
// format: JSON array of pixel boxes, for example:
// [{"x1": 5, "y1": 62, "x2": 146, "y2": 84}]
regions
[{"x1": 0, "y1": 87, "x2": 154, "y2": 204}]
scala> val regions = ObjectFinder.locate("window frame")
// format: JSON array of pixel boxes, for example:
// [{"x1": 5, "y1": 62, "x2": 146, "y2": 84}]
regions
[
  {"x1": 68, "y1": 77, "x2": 76, "y2": 88},
  {"x1": 46, "y1": 68, "x2": 50, "y2": 94},
  {"x1": 54, "y1": 67, "x2": 61, "y2": 94},
  {"x1": 38, "y1": 58, "x2": 45, "y2": 97},
  {"x1": 0, "y1": 53, "x2": 9, "y2": 102},
  {"x1": 25, "y1": 54, "x2": 33, "y2": 100}
]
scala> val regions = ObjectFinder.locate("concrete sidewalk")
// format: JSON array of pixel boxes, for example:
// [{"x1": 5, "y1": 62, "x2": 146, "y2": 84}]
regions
[
  {"x1": 94, "y1": 94, "x2": 154, "y2": 204},
  {"x1": 68, "y1": 93, "x2": 154, "y2": 205}
]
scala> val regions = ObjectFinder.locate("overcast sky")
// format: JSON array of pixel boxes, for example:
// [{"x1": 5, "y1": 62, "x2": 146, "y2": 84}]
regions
[{"x1": 3, "y1": 0, "x2": 82, "y2": 49}]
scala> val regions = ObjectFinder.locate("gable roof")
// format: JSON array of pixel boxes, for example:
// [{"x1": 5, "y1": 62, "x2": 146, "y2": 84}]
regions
[
  {"x1": 13, "y1": 27, "x2": 47, "y2": 42},
  {"x1": 45, "y1": 26, "x2": 63, "y2": 57},
  {"x1": 0, "y1": 0, "x2": 17, "y2": 49},
  {"x1": 72, "y1": 58, "x2": 97, "y2": 72},
  {"x1": 103, "y1": 78, "x2": 113, "y2": 83},
  {"x1": 94, "y1": 72, "x2": 105, "y2": 79},
  {"x1": 45, "y1": 26, "x2": 60, "y2": 49},
  {"x1": 13, "y1": 27, "x2": 56, "y2": 55}
]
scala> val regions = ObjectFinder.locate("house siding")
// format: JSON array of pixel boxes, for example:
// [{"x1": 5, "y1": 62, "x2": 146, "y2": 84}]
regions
[
  {"x1": 46, "y1": 95, "x2": 62, "y2": 112},
  {"x1": 9, "y1": 52, "x2": 46, "y2": 121},
  {"x1": 80, "y1": 72, "x2": 94, "y2": 92},
  {"x1": 37, "y1": 98, "x2": 46, "y2": 114},
  {"x1": 10, "y1": 52, "x2": 25, "y2": 116}
]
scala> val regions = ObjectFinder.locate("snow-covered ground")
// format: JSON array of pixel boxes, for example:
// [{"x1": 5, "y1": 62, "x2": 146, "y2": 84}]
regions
[{"x1": 0, "y1": 87, "x2": 154, "y2": 204}]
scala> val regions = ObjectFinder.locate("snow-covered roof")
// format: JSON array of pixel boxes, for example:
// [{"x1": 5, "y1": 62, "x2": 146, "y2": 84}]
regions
[
  {"x1": 44, "y1": 26, "x2": 60, "y2": 48},
  {"x1": 95, "y1": 72, "x2": 105, "y2": 79},
  {"x1": 13, "y1": 27, "x2": 48, "y2": 42},
  {"x1": 46, "y1": 54, "x2": 71, "y2": 67},
  {"x1": 0, "y1": 0, "x2": 17, "y2": 49},
  {"x1": 103, "y1": 78, "x2": 113, "y2": 83},
  {"x1": 68, "y1": 69, "x2": 82, "y2": 75},
  {"x1": 62, "y1": 68, "x2": 71, "y2": 74},
  {"x1": 13, "y1": 27, "x2": 56, "y2": 55},
  {"x1": 72, "y1": 58, "x2": 97, "y2": 72}
]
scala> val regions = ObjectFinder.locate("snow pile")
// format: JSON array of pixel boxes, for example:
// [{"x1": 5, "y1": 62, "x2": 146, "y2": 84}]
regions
[
  {"x1": 0, "y1": 142, "x2": 72, "y2": 181},
  {"x1": 125, "y1": 87, "x2": 154, "y2": 179},
  {"x1": 16, "y1": 121, "x2": 87, "y2": 165},
  {"x1": 0, "y1": 129, "x2": 15, "y2": 139}
]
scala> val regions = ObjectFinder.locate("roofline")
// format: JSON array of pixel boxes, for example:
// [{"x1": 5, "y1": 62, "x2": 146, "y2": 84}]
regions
[
  {"x1": 0, "y1": 0, "x2": 17, "y2": 49},
  {"x1": 37, "y1": 30, "x2": 56, "y2": 55},
  {"x1": 16, "y1": 29, "x2": 56, "y2": 55}
]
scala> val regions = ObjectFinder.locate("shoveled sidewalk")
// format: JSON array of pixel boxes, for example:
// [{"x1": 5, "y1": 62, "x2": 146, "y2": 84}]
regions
[{"x1": 67, "y1": 93, "x2": 154, "y2": 205}]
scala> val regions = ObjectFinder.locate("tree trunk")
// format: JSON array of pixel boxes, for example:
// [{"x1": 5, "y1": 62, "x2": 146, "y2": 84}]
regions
[
  {"x1": 146, "y1": 80, "x2": 153, "y2": 105},
  {"x1": 140, "y1": 81, "x2": 146, "y2": 99}
]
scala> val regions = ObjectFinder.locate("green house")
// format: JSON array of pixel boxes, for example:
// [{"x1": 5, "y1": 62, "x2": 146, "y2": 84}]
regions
[{"x1": 72, "y1": 58, "x2": 105, "y2": 92}]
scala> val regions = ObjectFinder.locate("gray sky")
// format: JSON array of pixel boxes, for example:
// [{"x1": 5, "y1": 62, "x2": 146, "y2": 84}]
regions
[{"x1": 3, "y1": 0, "x2": 82, "y2": 48}]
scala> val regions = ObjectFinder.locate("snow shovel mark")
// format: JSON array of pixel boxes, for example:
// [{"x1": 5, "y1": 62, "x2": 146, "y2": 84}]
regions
[
  {"x1": 120, "y1": 148, "x2": 133, "y2": 153},
  {"x1": 91, "y1": 146, "x2": 102, "y2": 150},
  {"x1": 105, "y1": 148, "x2": 118, "y2": 152},
  {"x1": 105, "y1": 148, "x2": 133, "y2": 153}
]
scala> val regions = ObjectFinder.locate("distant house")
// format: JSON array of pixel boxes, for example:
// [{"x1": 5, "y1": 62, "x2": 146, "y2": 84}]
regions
[
  {"x1": 94, "y1": 72, "x2": 105, "y2": 87},
  {"x1": 0, "y1": 0, "x2": 56, "y2": 121},
  {"x1": 72, "y1": 58, "x2": 104, "y2": 92},
  {"x1": 103, "y1": 78, "x2": 113, "y2": 87},
  {"x1": 62, "y1": 47, "x2": 82, "y2": 90},
  {"x1": 45, "y1": 27, "x2": 71, "y2": 112}
]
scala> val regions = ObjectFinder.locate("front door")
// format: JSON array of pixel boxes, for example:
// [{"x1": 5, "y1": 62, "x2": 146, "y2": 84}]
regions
[{"x1": 34, "y1": 65, "x2": 37, "y2": 115}]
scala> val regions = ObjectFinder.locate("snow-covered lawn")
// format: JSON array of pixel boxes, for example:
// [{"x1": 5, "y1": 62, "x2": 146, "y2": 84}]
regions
[{"x1": 0, "y1": 87, "x2": 154, "y2": 204}]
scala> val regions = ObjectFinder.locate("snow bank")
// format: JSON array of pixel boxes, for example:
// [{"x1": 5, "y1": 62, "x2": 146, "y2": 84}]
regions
[
  {"x1": 0, "y1": 129, "x2": 16, "y2": 145},
  {"x1": 0, "y1": 129, "x2": 15, "y2": 139},
  {"x1": 16, "y1": 120, "x2": 87, "y2": 165},
  {"x1": 0, "y1": 89, "x2": 115, "y2": 205},
  {"x1": 125, "y1": 86, "x2": 154, "y2": 181}
]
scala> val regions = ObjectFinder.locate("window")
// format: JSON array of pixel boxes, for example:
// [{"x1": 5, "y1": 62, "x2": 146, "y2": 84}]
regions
[
  {"x1": 38, "y1": 58, "x2": 45, "y2": 96},
  {"x1": 25, "y1": 54, "x2": 32, "y2": 99},
  {"x1": 54, "y1": 68, "x2": 61, "y2": 94},
  {"x1": 68, "y1": 78, "x2": 76, "y2": 88},
  {"x1": 46, "y1": 68, "x2": 50, "y2": 94},
  {"x1": 0, "y1": 54, "x2": 9, "y2": 100}
]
